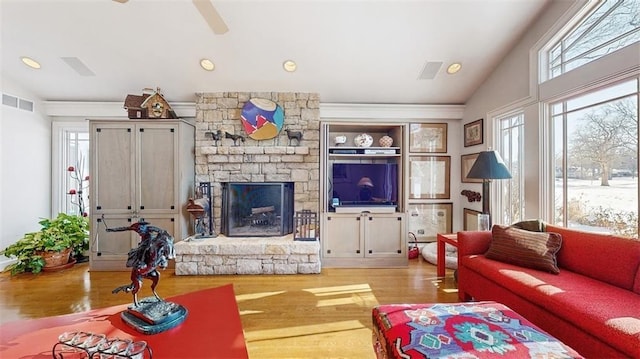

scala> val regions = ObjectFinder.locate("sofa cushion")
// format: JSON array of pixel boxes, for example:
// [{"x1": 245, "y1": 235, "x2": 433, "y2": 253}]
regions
[
  {"x1": 547, "y1": 224, "x2": 640, "y2": 293},
  {"x1": 461, "y1": 255, "x2": 640, "y2": 358},
  {"x1": 511, "y1": 219, "x2": 546, "y2": 232},
  {"x1": 485, "y1": 225, "x2": 562, "y2": 274}
]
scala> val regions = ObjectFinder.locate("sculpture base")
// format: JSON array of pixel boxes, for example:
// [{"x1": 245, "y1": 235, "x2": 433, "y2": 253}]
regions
[{"x1": 121, "y1": 297, "x2": 188, "y2": 335}]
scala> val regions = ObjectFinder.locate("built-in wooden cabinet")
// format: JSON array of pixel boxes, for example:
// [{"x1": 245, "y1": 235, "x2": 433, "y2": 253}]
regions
[
  {"x1": 89, "y1": 119, "x2": 194, "y2": 271},
  {"x1": 320, "y1": 122, "x2": 408, "y2": 267},
  {"x1": 323, "y1": 213, "x2": 405, "y2": 263}
]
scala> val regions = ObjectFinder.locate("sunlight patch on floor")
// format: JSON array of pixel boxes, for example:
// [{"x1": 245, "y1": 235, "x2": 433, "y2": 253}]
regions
[
  {"x1": 235, "y1": 290, "x2": 286, "y2": 302},
  {"x1": 239, "y1": 309, "x2": 264, "y2": 316},
  {"x1": 303, "y1": 283, "x2": 379, "y2": 307},
  {"x1": 244, "y1": 319, "x2": 367, "y2": 342},
  {"x1": 303, "y1": 283, "x2": 372, "y2": 295}
]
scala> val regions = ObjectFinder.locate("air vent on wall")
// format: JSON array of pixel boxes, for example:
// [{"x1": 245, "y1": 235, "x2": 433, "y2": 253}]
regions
[
  {"x1": 418, "y1": 61, "x2": 443, "y2": 80},
  {"x1": 2, "y1": 93, "x2": 34, "y2": 112}
]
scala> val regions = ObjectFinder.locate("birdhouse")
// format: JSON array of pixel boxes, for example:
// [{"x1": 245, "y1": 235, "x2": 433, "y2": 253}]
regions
[{"x1": 123, "y1": 88, "x2": 177, "y2": 119}]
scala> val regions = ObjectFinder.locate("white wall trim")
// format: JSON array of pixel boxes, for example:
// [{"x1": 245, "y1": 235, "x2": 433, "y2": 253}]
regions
[
  {"x1": 43, "y1": 101, "x2": 197, "y2": 118},
  {"x1": 43, "y1": 101, "x2": 466, "y2": 121},
  {"x1": 320, "y1": 103, "x2": 465, "y2": 119}
]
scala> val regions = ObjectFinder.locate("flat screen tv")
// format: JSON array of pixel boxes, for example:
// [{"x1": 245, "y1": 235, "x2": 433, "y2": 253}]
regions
[{"x1": 331, "y1": 163, "x2": 398, "y2": 206}]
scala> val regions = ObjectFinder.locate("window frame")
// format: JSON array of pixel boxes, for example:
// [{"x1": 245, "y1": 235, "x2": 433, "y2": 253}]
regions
[{"x1": 51, "y1": 121, "x2": 90, "y2": 216}]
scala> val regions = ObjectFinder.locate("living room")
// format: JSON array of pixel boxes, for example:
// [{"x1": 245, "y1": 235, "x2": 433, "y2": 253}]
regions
[{"x1": 1, "y1": 0, "x2": 639, "y2": 358}]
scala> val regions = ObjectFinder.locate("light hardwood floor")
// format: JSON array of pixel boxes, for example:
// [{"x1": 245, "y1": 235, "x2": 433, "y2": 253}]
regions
[{"x1": 0, "y1": 257, "x2": 459, "y2": 358}]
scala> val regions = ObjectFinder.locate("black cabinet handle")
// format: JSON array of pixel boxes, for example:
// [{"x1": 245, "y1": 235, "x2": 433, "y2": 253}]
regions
[
  {"x1": 356, "y1": 250, "x2": 360, "y2": 254},
  {"x1": 368, "y1": 250, "x2": 373, "y2": 254},
  {"x1": 96, "y1": 206, "x2": 102, "y2": 210},
  {"x1": 127, "y1": 206, "x2": 131, "y2": 210},
  {"x1": 140, "y1": 206, "x2": 145, "y2": 210}
]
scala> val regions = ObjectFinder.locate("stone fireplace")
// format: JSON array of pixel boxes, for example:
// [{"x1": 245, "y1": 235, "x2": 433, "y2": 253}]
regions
[
  {"x1": 174, "y1": 92, "x2": 321, "y2": 275},
  {"x1": 221, "y1": 182, "x2": 294, "y2": 237}
]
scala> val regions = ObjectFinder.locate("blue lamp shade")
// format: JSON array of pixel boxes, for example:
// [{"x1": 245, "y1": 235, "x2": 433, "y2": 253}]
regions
[{"x1": 467, "y1": 150, "x2": 512, "y2": 180}]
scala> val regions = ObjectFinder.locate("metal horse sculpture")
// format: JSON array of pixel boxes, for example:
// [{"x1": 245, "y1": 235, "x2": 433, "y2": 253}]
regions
[{"x1": 109, "y1": 221, "x2": 175, "y2": 307}]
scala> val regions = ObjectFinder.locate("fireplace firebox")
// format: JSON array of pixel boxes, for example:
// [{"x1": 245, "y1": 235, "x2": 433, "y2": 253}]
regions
[{"x1": 221, "y1": 182, "x2": 294, "y2": 237}]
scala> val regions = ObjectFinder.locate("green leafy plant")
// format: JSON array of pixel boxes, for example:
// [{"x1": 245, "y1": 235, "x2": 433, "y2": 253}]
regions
[{"x1": 0, "y1": 213, "x2": 89, "y2": 275}]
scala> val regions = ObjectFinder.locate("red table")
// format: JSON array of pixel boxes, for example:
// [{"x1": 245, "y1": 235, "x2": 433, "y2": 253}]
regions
[
  {"x1": 436, "y1": 233, "x2": 458, "y2": 277},
  {"x1": 0, "y1": 284, "x2": 248, "y2": 359}
]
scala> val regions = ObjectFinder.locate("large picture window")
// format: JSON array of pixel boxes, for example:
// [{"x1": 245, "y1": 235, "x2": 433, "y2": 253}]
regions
[{"x1": 550, "y1": 79, "x2": 638, "y2": 238}]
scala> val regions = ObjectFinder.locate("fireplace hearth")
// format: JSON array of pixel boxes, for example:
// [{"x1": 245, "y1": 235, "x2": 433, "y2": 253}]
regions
[{"x1": 221, "y1": 182, "x2": 294, "y2": 237}]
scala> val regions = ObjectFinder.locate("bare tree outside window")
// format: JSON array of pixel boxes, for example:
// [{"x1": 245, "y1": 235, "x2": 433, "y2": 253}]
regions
[{"x1": 552, "y1": 80, "x2": 638, "y2": 238}]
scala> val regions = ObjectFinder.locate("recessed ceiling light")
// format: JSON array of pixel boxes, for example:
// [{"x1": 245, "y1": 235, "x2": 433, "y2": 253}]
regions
[
  {"x1": 200, "y1": 58, "x2": 215, "y2": 71},
  {"x1": 447, "y1": 63, "x2": 462, "y2": 74},
  {"x1": 283, "y1": 60, "x2": 297, "y2": 72},
  {"x1": 21, "y1": 56, "x2": 41, "y2": 69}
]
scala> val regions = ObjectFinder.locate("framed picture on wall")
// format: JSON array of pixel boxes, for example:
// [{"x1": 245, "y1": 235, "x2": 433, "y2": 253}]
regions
[
  {"x1": 408, "y1": 203, "x2": 453, "y2": 242},
  {"x1": 464, "y1": 119, "x2": 483, "y2": 147},
  {"x1": 463, "y1": 208, "x2": 482, "y2": 231},
  {"x1": 409, "y1": 123, "x2": 448, "y2": 153},
  {"x1": 409, "y1": 156, "x2": 451, "y2": 199},
  {"x1": 461, "y1": 152, "x2": 483, "y2": 183}
]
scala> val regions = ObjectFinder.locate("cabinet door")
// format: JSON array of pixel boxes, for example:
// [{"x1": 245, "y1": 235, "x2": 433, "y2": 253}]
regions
[
  {"x1": 323, "y1": 215, "x2": 364, "y2": 257},
  {"x1": 137, "y1": 124, "x2": 177, "y2": 213},
  {"x1": 90, "y1": 215, "x2": 137, "y2": 269},
  {"x1": 92, "y1": 124, "x2": 135, "y2": 213},
  {"x1": 365, "y1": 214, "x2": 404, "y2": 258},
  {"x1": 139, "y1": 214, "x2": 178, "y2": 240}
]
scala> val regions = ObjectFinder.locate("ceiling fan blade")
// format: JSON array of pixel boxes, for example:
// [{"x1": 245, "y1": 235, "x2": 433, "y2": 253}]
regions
[
  {"x1": 112, "y1": 0, "x2": 129, "y2": 3},
  {"x1": 192, "y1": 0, "x2": 229, "y2": 35}
]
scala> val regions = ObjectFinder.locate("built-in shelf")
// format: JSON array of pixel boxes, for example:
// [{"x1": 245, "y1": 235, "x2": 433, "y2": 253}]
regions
[{"x1": 328, "y1": 146, "x2": 401, "y2": 157}]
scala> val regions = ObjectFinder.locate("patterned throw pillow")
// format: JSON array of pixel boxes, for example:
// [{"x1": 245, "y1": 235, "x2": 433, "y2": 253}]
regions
[{"x1": 485, "y1": 225, "x2": 562, "y2": 274}]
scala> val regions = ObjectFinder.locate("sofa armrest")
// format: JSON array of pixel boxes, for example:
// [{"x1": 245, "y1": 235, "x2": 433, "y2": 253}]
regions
[{"x1": 457, "y1": 231, "x2": 492, "y2": 257}]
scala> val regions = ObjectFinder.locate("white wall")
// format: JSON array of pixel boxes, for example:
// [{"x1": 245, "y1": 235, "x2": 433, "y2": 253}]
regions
[
  {"x1": 460, "y1": 0, "x2": 583, "y2": 220},
  {"x1": 1, "y1": 79, "x2": 52, "y2": 269}
]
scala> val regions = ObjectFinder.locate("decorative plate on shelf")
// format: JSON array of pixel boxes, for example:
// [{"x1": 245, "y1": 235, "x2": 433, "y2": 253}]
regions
[{"x1": 354, "y1": 133, "x2": 373, "y2": 147}]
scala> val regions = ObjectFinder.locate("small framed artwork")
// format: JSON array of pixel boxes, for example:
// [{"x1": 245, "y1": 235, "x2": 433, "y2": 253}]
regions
[
  {"x1": 461, "y1": 152, "x2": 483, "y2": 183},
  {"x1": 408, "y1": 203, "x2": 453, "y2": 241},
  {"x1": 409, "y1": 123, "x2": 448, "y2": 153},
  {"x1": 464, "y1": 119, "x2": 483, "y2": 147},
  {"x1": 463, "y1": 208, "x2": 482, "y2": 231},
  {"x1": 409, "y1": 156, "x2": 451, "y2": 199}
]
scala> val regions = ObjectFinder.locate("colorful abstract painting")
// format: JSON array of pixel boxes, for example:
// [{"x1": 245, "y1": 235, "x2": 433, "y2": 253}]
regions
[{"x1": 240, "y1": 98, "x2": 284, "y2": 140}]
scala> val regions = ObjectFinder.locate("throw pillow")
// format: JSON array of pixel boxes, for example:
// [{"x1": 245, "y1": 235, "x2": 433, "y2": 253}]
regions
[
  {"x1": 511, "y1": 219, "x2": 546, "y2": 232},
  {"x1": 485, "y1": 225, "x2": 562, "y2": 274}
]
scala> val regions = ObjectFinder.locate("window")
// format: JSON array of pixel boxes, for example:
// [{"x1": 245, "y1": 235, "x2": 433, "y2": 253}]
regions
[
  {"x1": 547, "y1": 0, "x2": 640, "y2": 80},
  {"x1": 550, "y1": 79, "x2": 638, "y2": 238},
  {"x1": 496, "y1": 112, "x2": 525, "y2": 225},
  {"x1": 52, "y1": 122, "x2": 89, "y2": 217}
]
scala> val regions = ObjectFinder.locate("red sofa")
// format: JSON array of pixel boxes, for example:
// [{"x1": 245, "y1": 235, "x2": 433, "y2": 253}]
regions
[{"x1": 457, "y1": 224, "x2": 640, "y2": 358}]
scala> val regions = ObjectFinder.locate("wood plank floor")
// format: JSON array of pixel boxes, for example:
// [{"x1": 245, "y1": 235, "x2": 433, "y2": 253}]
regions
[{"x1": 0, "y1": 257, "x2": 459, "y2": 358}]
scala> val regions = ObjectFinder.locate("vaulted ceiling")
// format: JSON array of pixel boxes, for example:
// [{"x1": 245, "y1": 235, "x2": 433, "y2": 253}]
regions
[{"x1": 1, "y1": 0, "x2": 550, "y2": 105}]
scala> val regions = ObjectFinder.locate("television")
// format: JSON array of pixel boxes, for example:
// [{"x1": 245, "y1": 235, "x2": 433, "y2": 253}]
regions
[{"x1": 331, "y1": 163, "x2": 398, "y2": 208}]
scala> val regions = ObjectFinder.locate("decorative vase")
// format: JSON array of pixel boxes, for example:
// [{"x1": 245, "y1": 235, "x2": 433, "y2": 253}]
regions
[
  {"x1": 379, "y1": 135, "x2": 393, "y2": 147},
  {"x1": 38, "y1": 248, "x2": 72, "y2": 267},
  {"x1": 353, "y1": 133, "x2": 373, "y2": 148},
  {"x1": 334, "y1": 135, "x2": 347, "y2": 146}
]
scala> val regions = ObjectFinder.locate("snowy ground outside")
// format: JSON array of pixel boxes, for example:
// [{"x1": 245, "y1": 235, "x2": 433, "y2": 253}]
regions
[
  {"x1": 562, "y1": 177, "x2": 638, "y2": 234},
  {"x1": 564, "y1": 177, "x2": 638, "y2": 212}
]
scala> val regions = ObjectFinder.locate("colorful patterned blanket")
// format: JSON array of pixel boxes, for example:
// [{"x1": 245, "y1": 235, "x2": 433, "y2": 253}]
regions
[{"x1": 372, "y1": 301, "x2": 583, "y2": 358}]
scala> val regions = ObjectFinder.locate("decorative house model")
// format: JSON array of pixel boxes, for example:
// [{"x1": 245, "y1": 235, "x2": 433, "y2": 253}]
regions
[{"x1": 123, "y1": 87, "x2": 177, "y2": 119}]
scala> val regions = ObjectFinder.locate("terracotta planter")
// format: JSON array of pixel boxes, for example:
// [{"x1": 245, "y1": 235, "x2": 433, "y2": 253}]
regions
[{"x1": 37, "y1": 248, "x2": 72, "y2": 267}]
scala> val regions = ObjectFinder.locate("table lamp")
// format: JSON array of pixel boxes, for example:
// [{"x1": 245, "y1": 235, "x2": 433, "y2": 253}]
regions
[{"x1": 466, "y1": 150, "x2": 512, "y2": 226}]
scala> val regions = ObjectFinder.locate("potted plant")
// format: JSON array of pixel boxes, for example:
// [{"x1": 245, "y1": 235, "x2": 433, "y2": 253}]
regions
[{"x1": 0, "y1": 213, "x2": 89, "y2": 275}]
